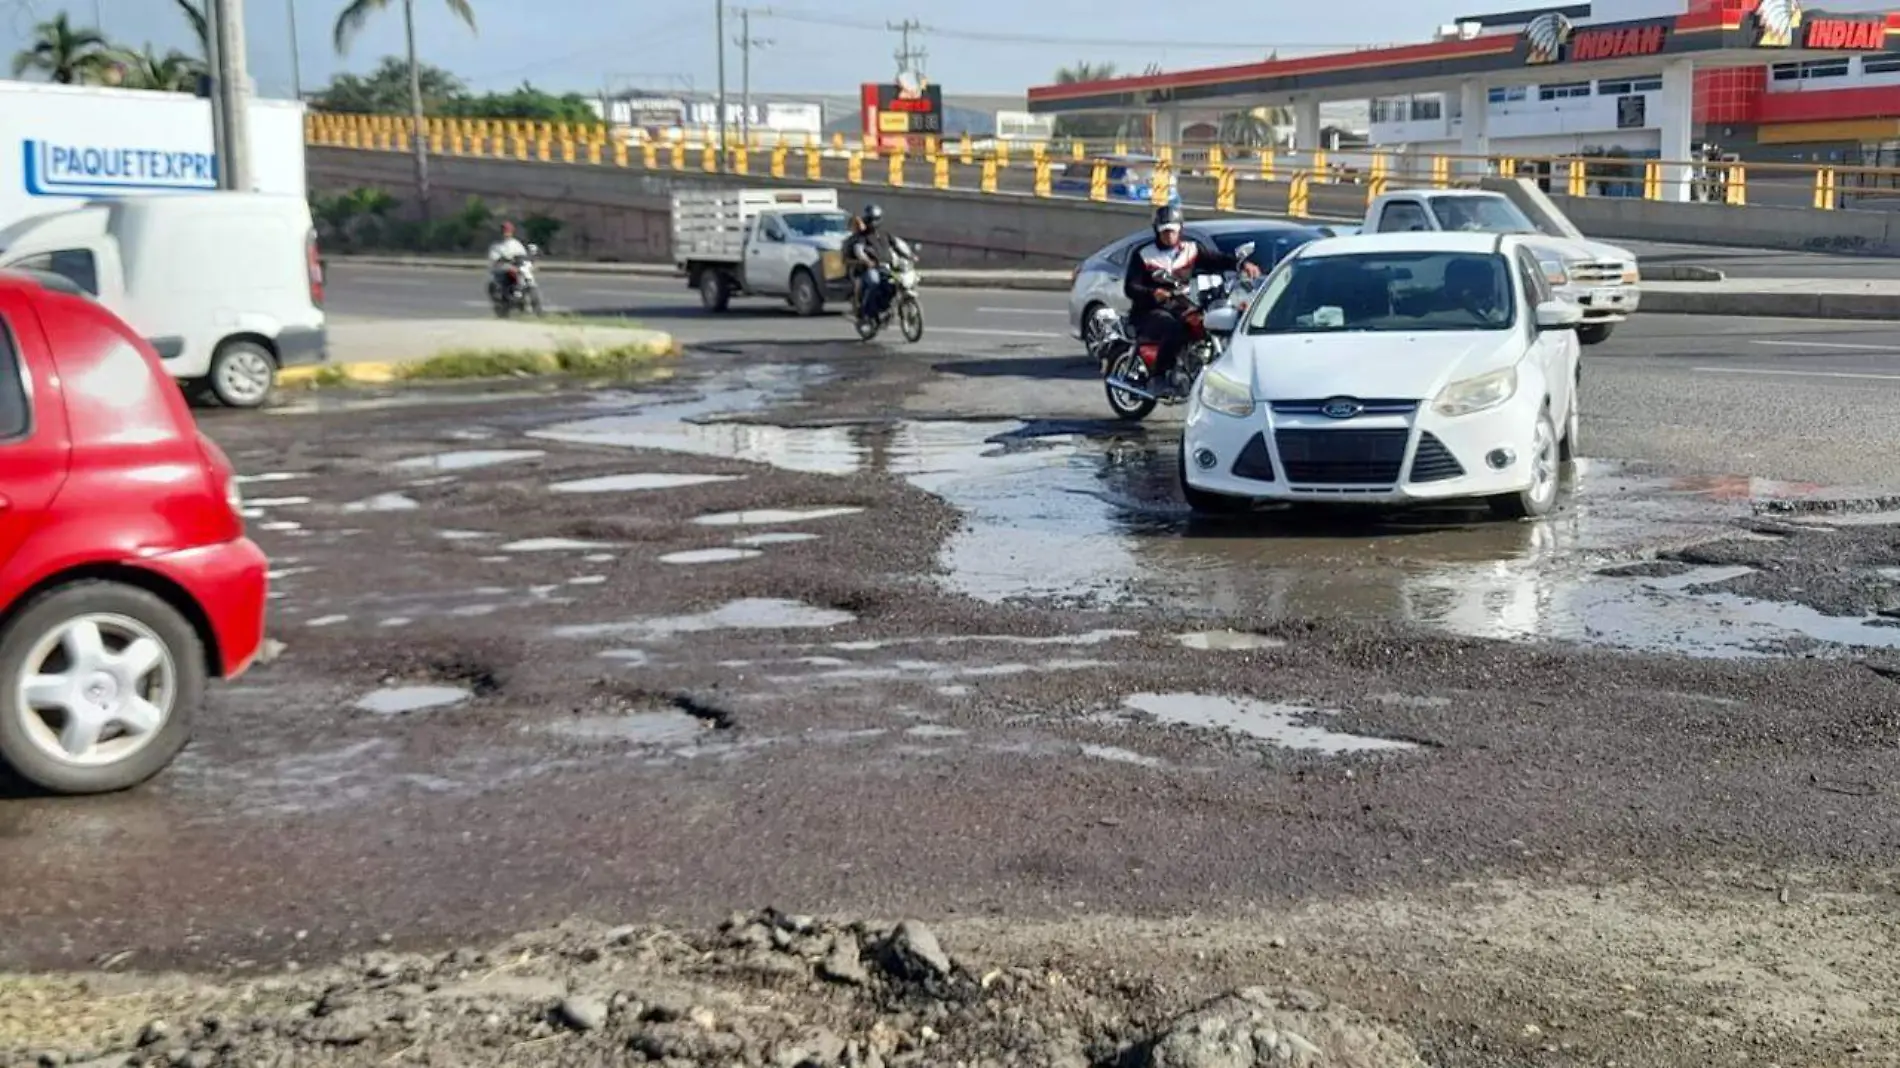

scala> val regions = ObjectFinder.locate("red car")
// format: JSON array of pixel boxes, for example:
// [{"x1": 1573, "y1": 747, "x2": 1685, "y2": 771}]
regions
[{"x1": 0, "y1": 270, "x2": 267, "y2": 794}]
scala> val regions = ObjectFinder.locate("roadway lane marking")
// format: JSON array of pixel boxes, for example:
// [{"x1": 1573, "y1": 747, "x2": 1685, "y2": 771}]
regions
[
  {"x1": 1695, "y1": 366, "x2": 1900, "y2": 382},
  {"x1": 1750, "y1": 339, "x2": 1900, "y2": 352},
  {"x1": 976, "y1": 306, "x2": 1067, "y2": 315}
]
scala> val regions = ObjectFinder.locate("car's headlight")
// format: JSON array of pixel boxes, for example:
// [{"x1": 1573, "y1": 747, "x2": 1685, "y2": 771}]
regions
[
  {"x1": 1433, "y1": 366, "x2": 1518, "y2": 417},
  {"x1": 1197, "y1": 368, "x2": 1255, "y2": 418},
  {"x1": 1538, "y1": 257, "x2": 1569, "y2": 286},
  {"x1": 1621, "y1": 263, "x2": 1640, "y2": 284}
]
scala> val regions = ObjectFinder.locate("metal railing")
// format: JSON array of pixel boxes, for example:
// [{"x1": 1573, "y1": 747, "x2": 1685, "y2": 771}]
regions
[{"x1": 303, "y1": 112, "x2": 1898, "y2": 216}]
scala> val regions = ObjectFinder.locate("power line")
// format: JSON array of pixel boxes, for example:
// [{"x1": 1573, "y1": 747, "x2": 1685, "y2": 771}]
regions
[
  {"x1": 888, "y1": 17, "x2": 924, "y2": 77},
  {"x1": 764, "y1": 8, "x2": 1384, "y2": 53}
]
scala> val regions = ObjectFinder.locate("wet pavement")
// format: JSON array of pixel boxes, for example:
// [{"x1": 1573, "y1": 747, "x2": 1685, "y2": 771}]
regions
[{"x1": 9, "y1": 339, "x2": 1900, "y2": 1066}]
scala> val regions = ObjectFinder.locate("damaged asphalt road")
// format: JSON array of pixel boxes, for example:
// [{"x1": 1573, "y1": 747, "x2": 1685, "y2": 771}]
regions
[{"x1": 8, "y1": 337, "x2": 1900, "y2": 1067}]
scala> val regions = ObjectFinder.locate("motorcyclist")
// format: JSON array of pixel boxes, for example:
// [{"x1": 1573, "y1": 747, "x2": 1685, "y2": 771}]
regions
[
  {"x1": 1122, "y1": 203, "x2": 1259, "y2": 392},
  {"x1": 487, "y1": 221, "x2": 531, "y2": 299},
  {"x1": 849, "y1": 204, "x2": 900, "y2": 321},
  {"x1": 843, "y1": 214, "x2": 867, "y2": 314}
]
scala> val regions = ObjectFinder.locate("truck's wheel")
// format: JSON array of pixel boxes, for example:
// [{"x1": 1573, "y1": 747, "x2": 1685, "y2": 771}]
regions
[
  {"x1": 1577, "y1": 323, "x2": 1614, "y2": 345},
  {"x1": 698, "y1": 270, "x2": 731, "y2": 312},
  {"x1": 789, "y1": 269, "x2": 824, "y2": 317}
]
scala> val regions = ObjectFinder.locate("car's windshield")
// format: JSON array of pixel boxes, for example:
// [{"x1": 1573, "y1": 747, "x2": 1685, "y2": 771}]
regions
[
  {"x1": 1429, "y1": 196, "x2": 1537, "y2": 233},
  {"x1": 1247, "y1": 251, "x2": 1515, "y2": 334},
  {"x1": 1209, "y1": 229, "x2": 1321, "y2": 268},
  {"x1": 780, "y1": 211, "x2": 850, "y2": 236}
]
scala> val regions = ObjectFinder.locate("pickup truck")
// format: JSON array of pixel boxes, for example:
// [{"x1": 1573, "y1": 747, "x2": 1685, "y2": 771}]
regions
[
  {"x1": 1362, "y1": 188, "x2": 1639, "y2": 344},
  {"x1": 672, "y1": 188, "x2": 856, "y2": 315}
]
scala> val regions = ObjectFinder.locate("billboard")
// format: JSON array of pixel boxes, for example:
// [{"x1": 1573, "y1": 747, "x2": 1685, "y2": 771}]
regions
[{"x1": 861, "y1": 74, "x2": 942, "y2": 152}]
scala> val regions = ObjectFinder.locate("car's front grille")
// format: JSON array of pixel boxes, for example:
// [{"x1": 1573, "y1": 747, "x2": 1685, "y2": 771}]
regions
[
  {"x1": 1231, "y1": 433, "x2": 1275, "y2": 481},
  {"x1": 1408, "y1": 432, "x2": 1464, "y2": 483},
  {"x1": 1274, "y1": 429, "x2": 1408, "y2": 485},
  {"x1": 1569, "y1": 261, "x2": 1625, "y2": 285},
  {"x1": 1269, "y1": 398, "x2": 1419, "y2": 417}
]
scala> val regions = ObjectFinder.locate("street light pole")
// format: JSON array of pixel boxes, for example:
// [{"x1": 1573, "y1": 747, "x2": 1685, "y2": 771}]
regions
[
  {"x1": 714, "y1": 0, "x2": 727, "y2": 158},
  {"x1": 286, "y1": 0, "x2": 303, "y2": 100},
  {"x1": 209, "y1": 0, "x2": 253, "y2": 191}
]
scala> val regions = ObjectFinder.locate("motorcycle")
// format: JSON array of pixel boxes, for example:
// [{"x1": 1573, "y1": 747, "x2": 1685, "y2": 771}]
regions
[
  {"x1": 488, "y1": 243, "x2": 543, "y2": 318},
  {"x1": 1102, "y1": 241, "x2": 1257, "y2": 422},
  {"x1": 854, "y1": 237, "x2": 925, "y2": 343}
]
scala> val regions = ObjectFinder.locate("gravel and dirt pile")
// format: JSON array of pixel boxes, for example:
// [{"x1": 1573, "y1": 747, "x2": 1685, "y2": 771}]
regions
[{"x1": 0, "y1": 911, "x2": 1421, "y2": 1068}]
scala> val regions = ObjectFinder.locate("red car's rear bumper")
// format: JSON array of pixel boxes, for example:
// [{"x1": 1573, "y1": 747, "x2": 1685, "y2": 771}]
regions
[{"x1": 144, "y1": 538, "x2": 269, "y2": 678}]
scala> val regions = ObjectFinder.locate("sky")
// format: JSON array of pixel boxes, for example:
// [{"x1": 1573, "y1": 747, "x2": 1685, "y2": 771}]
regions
[{"x1": 2, "y1": 0, "x2": 1453, "y2": 101}]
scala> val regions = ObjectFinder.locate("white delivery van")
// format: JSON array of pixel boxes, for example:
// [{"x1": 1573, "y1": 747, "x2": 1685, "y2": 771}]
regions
[{"x1": 0, "y1": 193, "x2": 327, "y2": 407}]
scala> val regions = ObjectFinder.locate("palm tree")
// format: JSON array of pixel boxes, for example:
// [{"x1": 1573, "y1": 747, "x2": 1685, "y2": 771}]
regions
[
  {"x1": 1052, "y1": 62, "x2": 1129, "y2": 143},
  {"x1": 10, "y1": 13, "x2": 114, "y2": 84},
  {"x1": 333, "y1": 0, "x2": 478, "y2": 221},
  {"x1": 117, "y1": 45, "x2": 207, "y2": 93},
  {"x1": 174, "y1": 0, "x2": 210, "y2": 56}
]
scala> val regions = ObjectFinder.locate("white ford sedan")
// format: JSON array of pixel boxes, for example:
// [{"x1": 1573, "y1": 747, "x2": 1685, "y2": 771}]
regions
[{"x1": 1179, "y1": 231, "x2": 1582, "y2": 520}]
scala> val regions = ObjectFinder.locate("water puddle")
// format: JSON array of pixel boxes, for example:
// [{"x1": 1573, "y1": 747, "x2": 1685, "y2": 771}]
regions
[
  {"x1": 355, "y1": 685, "x2": 472, "y2": 715},
  {"x1": 395, "y1": 449, "x2": 546, "y2": 472},
  {"x1": 693, "y1": 506, "x2": 865, "y2": 527},
  {"x1": 658, "y1": 548, "x2": 763, "y2": 565},
  {"x1": 259, "y1": 520, "x2": 302, "y2": 532},
  {"x1": 306, "y1": 614, "x2": 348, "y2": 627},
  {"x1": 238, "y1": 472, "x2": 305, "y2": 484},
  {"x1": 553, "y1": 598, "x2": 856, "y2": 639},
  {"x1": 439, "y1": 529, "x2": 493, "y2": 541},
  {"x1": 244, "y1": 496, "x2": 311, "y2": 508},
  {"x1": 1081, "y1": 743, "x2": 1166, "y2": 768},
  {"x1": 1178, "y1": 630, "x2": 1287, "y2": 652},
  {"x1": 343, "y1": 492, "x2": 420, "y2": 513},
  {"x1": 550, "y1": 472, "x2": 742, "y2": 493},
  {"x1": 733, "y1": 532, "x2": 820, "y2": 546},
  {"x1": 528, "y1": 378, "x2": 1900, "y2": 657},
  {"x1": 1118, "y1": 693, "x2": 1418, "y2": 755},
  {"x1": 501, "y1": 537, "x2": 620, "y2": 552},
  {"x1": 568, "y1": 575, "x2": 607, "y2": 585}
]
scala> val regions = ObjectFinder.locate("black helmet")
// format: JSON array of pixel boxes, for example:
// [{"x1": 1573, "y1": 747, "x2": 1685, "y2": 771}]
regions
[
  {"x1": 1153, "y1": 203, "x2": 1184, "y2": 234},
  {"x1": 862, "y1": 203, "x2": 884, "y2": 227}
]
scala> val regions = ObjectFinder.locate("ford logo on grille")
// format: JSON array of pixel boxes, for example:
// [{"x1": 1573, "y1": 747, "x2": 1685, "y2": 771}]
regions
[{"x1": 1319, "y1": 397, "x2": 1363, "y2": 419}]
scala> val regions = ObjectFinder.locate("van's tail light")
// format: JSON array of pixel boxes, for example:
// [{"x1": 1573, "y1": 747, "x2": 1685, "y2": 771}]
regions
[{"x1": 306, "y1": 228, "x2": 325, "y2": 307}]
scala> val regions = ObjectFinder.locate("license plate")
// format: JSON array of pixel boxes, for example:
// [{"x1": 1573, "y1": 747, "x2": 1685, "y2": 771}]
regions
[
  {"x1": 1590, "y1": 287, "x2": 1624, "y2": 305},
  {"x1": 821, "y1": 251, "x2": 846, "y2": 280}
]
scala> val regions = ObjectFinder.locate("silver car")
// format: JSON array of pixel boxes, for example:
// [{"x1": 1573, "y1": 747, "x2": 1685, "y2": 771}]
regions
[{"x1": 1066, "y1": 218, "x2": 1346, "y2": 349}]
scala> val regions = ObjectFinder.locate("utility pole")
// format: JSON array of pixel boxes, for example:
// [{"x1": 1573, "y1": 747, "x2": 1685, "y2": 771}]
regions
[
  {"x1": 714, "y1": 0, "x2": 727, "y2": 156},
  {"x1": 733, "y1": 8, "x2": 772, "y2": 150},
  {"x1": 286, "y1": 0, "x2": 303, "y2": 100},
  {"x1": 209, "y1": 0, "x2": 253, "y2": 191},
  {"x1": 888, "y1": 18, "x2": 926, "y2": 78}
]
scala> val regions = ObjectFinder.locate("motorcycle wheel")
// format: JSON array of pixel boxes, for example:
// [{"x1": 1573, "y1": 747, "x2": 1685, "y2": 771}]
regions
[
  {"x1": 854, "y1": 313, "x2": 881, "y2": 341},
  {"x1": 897, "y1": 294, "x2": 924, "y2": 343},
  {"x1": 528, "y1": 290, "x2": 544, "y2": 316},
  {"x1": 1105, "y1": 351, "x2": 1157, "y2": 422},
  {"x1": 492, "y1": 299, "x2": 511, "y2": 319}
]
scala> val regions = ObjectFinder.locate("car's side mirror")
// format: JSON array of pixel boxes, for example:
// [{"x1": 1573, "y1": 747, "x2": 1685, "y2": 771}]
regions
[
  {"x1": 527, "y1": 243, "x2": 541, "y2": 256},
  {"x1": 1534, "y1": 300, "x2": 1584, "y2": 331},
  {"x1": 1232, "y1": 241, "x2": 1256, "y2": 261},
  {"x1": 1204, "y1": 306, "x2": 1240, "y2": 334}
]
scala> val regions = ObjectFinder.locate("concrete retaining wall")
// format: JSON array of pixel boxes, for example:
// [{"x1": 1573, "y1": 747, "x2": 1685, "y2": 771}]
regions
[
  {"x1": 309, "y1": 148, "x2": 1153, "y2": 268},
  {"x1": 311, "y1": 147, "x2": 1900, "y2": 263}
]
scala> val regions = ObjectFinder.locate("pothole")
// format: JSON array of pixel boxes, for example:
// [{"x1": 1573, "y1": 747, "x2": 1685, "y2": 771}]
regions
[
  {"x1": 394, "y1": 449, "x2": 545, "y2": 472},
  {"x1": 733, "y1": 532, "x2": 821, "y2": 547},
  {"x1": 692, "y1": 506, "x2": 865, "y2": 527},
  {"x1": 1176, "y1": 630, "x2": 1287, "y2": 652},
  {"x1": 550, "y1": 473, "x2": 743, "y2": 493},
  {"x1": 501, "y1": 537, "x2": 621, "y2": 552},
  {"x1": 545, "y1": 694, "x2": 737, "y2": 745},
  {"x1": 354, "y1": 685, "x2": 472, "y2": 715},
  {"x1": 343, "y1": 492, "x2": 420, "y2": 513},
  {"x1": 553, "y1": 598, "x2": 856, "y2": 639},
  {"x1": 659, "y1": 548, "x2": 764, "y2": 565},
  {"x1": 1117, "y1": 693, "x2": 1419, "y2": 754}
]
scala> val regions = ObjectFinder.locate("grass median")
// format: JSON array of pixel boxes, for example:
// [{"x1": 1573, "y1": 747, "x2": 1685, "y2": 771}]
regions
[{"x1": 282, "y1": 334, "x2": 681, "y2": 389}]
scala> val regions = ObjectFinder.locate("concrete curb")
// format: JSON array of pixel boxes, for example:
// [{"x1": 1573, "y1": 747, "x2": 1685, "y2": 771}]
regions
[
  {"x1": 276, "y1": 333, "x2": 681, "y2": 388},
  {"x1": 1639, "y1": 288, "x2": 1900, "y2": 320}
]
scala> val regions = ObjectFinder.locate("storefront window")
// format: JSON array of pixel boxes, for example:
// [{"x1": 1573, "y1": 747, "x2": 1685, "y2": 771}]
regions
[{"x1": 1537, "y1": 82, "x2": 1592, "y2": 101}]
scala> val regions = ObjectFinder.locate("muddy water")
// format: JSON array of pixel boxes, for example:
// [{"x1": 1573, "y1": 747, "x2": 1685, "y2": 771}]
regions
[{"x1": 526, "y1": 378, "x2": 1900, "y2": 658}]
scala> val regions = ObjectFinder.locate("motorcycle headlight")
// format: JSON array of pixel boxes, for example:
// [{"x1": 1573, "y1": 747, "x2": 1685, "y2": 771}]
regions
[
  {"x1": 1197, "y1": 368, "x2": 1254, "y2": 418},
  {"x1": 1432, "y1": 366, "x2": 1518, "y2": 418}
]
